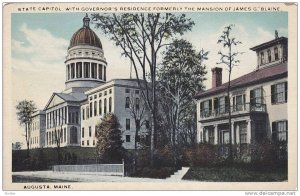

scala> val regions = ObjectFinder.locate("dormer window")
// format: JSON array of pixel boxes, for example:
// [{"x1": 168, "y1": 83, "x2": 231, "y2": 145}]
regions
[
  {"x1": 274, "y1": 47, "x2": 279, "y2": 61},
  {"x1": 267, "y1": 50, "x2": 271, "y2": 62}
]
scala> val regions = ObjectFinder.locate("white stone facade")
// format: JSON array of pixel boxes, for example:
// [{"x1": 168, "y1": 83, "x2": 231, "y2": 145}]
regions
[
  {"x1": 29, "y1": 111, "x2": 46, "y2": 149},
  {"x1": 80, "y1": 79, "x2": 150, "y2": 149}
]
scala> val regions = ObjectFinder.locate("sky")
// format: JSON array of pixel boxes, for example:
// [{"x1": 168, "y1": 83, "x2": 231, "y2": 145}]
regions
[{"x1": 10, "y1": 12, "x2": 288, "y2": 145}]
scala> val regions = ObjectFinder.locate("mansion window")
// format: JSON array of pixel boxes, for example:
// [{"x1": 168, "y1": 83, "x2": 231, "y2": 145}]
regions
[
  {"x1": 239, "y1": 123, "x2": 247, "y2": 144},
  {"x1": 126, "y1": 119, "x2": 130, "y2": 130},
  {"x1": 89, "y1": 126, "x2": 92, "y2": 137},
  {"x1": 126, "y1": 135, "x2": 131, "y2": 142},
  {"x1": 250, "y1": 87, "x2": 263, "y2": 111},
  {"x1": 260, "y1": 52, "x2": 264, "y2": 64},
  {"x1": 274, "y1": 47, "x2": 279, "y2": 60},
  {"x1": 125, "y1": 89, "x2": 130, "y2": 93},
  {"x1": 271, "y1": 82, "x2": 287, "y2": 104},
  {"x1": 82, "y1": 128, "x2": 84, "y2": 138},
  {"x1": 125, "y1": 97, "x2": 130, "y2": 108},
  {"x1": 203, "y1": 126, "x2": 214, "y2": 144},
  {"x1": 233, "y1": 94, "x2": 245, "y2": 112},
  {"x1": 213, "y1": 96, "x2": 229, "y2": 115},
  {"x1": 135, "y1": 98, "x2": 140, "y2": 110},
  {"x1": 272, "y1": 120, "x2": 288, "y2": 141},
  {"x1": 267, "y1": 49, "x2": 271, "y2": 62},
  {"x1": 200, "y1": 99, "x2": 212, "y2": 117}
]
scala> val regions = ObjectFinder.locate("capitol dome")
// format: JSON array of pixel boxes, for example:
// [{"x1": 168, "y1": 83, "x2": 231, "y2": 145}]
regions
[
  {"x1": 64, "y1": 14, "x2": 107, "y2": 90},
  {"x1": 69, "y1": 14, "x2": 102, "y2": 49}
]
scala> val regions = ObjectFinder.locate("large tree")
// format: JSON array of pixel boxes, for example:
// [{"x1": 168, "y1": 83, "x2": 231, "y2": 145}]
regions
[
  {"x1": 95, "y1": 114, "x2": 125, "y2": 162},
  {"x1": 157, "y1": 39, "x2": 207, "y2": 160},
  {"x1": 217, "y1": 24, "x2": 243, "y2": 161},
  {"x1": 91, "y1": 13, "x2": 194, "y2": 166},
  {"x1": 15, "y1": 100, "x2": 37, "y2": 157}
]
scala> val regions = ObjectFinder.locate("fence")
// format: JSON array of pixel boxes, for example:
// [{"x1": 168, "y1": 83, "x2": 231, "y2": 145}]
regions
[{"x1": 52, "y1": 159, "x2": 124, "y2": 176}]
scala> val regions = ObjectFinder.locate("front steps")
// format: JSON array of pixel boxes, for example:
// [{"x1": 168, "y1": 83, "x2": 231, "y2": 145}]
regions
[{"x1": 166, "y1": 167, "x2": 190, "y2": 181}]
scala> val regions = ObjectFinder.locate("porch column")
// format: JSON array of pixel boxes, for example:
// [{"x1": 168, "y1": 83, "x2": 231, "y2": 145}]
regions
[
  {"x1": 246, "y1": 120, "x2": 252, "y2": 143},
  {"x1": 231, "y1": 121, "x2": 235, "y2": 144},
  {"x1": 214, "y1": 124, "x2": 218, "y2": 144},
  {"x1": 236, "y1": 124, "x2": 240, "y2": 144}
]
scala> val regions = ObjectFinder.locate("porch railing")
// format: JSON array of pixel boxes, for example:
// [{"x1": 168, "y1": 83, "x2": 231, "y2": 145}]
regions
[{"x1": 200, "y1": 103, "x2": 266, "y2": 119}]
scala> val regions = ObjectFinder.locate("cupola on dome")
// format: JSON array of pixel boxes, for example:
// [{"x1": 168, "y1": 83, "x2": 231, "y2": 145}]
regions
[{"x1": 69, "y1": 14, "x2": 102, "y2": 49}]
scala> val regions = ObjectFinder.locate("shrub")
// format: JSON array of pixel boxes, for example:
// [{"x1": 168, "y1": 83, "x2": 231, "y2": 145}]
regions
[
  {"x1": 183, "y1": 143, "x2": 218, "y2": 167},
  {"x1": 131, "y1": 167, "x2": 177, "y2": 179}
]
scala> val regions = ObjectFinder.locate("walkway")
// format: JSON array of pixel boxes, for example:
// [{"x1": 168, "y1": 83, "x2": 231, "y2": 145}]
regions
[{"x1": 13, "y1": 167, "x2": 190, "y2": 182}]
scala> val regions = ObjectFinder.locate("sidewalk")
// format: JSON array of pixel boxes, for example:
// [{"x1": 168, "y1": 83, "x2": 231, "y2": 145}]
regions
[{"x1": 13, "y1": 168, "x2": 190, "y2": 182}]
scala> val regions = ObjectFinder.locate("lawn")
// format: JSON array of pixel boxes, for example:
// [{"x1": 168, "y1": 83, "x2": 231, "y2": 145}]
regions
[{"x1": 182, "y1": 166, "x2": 287, "y2": 182}]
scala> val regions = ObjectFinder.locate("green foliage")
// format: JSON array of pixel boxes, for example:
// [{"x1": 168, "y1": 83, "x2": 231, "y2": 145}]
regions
[
  {"x1": 15, "y1": 100, "x2": 37, "y2": 125},
  {"x1": 92, "y1": 13, "x2": 195, "y2": 166},
  {"x1": 183, "y1": 144, "x2": 219, "y2": 167},
  {"x1": 95, "y1": 114, "x2": 125, "y2": 162},
  {"x1": 157, "y1": 39, "x2": 207, "y2": 147}
]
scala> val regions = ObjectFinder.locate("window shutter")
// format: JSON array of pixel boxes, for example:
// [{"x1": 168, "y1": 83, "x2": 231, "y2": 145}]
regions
[
  {"x1": 250, "y1": 90, "x2": 254, "y2": 105},
  {"x1": 243, "y1": 94, "x2": 246, "y2": 109},
  {"x1": 285, "y1": 120, "x2": 288, "y2": 131},
  {"x1": 284, "y1": 82, "x2": 288, "y2": 102},
  {"x1": 200, "y1": 102, "x2": 204, "y2": 117},
  {"x1": 271, "y1": 85, "x2": 276, "y2": 104},
  {"x1": 272, "y1": 122, "x2": 277, "y2": 141}
]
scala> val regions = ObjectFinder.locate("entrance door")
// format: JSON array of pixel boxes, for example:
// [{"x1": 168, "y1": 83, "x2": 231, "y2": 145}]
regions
[{"x1": 219, "y1": 130, "x2": 230, "y2": 144}]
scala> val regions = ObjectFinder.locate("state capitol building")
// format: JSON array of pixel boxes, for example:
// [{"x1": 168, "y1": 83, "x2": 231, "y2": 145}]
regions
[{"x1": 29, "y1": 14, "x2": 149, "y2": 150}]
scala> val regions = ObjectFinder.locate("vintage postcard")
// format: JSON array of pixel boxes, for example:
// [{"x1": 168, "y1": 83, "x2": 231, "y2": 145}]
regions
[{"x1": 2, "y1": 2, "x2": 298, "y2": 191}]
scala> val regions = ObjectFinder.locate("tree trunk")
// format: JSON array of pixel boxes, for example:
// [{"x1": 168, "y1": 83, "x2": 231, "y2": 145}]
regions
[{"x1": 228, "y1": 71, "x2": 233, "y2": 162}]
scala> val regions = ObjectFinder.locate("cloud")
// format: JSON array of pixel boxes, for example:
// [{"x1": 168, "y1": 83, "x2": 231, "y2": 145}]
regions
[{"x1": 12, "y1": 23, "x2": 69, "y2": 71}]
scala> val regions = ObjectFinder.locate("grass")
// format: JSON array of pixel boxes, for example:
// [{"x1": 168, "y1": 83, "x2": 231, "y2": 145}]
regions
[{"x1": 182, "y1": 166, "x2": 287, "y2": 182}]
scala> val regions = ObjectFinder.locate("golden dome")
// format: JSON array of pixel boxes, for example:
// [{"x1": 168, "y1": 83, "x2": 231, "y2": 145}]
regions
[{"x1": 69, "y1": 14, "x2": 102, "y2": 49}]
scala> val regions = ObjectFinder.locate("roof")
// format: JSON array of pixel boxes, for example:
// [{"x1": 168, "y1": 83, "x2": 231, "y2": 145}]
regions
[
  {"x1": 56, "y1": 92, "x2": 86, "y2": 102},
  {"x1": 250, "y1": 37, "x2": 287, "y2": 52},
  {"x1": 194, "y1": 62, "x2": 287, "y2": 99},
  {"x1": 69, "y1": 15, "x2": 102, "y2": 49}
]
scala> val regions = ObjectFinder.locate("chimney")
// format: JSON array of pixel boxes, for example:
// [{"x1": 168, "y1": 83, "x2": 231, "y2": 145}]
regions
[{"x1": 211, "y1": 67, "x2": 223, "y2": 88}]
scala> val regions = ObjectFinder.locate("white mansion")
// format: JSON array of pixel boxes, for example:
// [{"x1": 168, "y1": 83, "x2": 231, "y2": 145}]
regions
[
  {"x1": 29, "y1": 14, "x2": 149, "y2": 149},
  {"x1": 195, "y1": 34, "x2": 288, "y2": 145}
]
